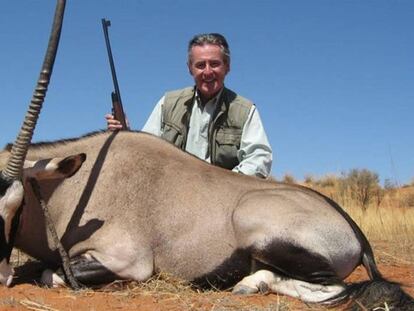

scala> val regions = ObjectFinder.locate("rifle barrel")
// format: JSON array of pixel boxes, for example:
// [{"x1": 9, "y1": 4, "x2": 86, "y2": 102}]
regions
[{"x1": 101, "y1": 18, "x2": 128, "y2": 130}]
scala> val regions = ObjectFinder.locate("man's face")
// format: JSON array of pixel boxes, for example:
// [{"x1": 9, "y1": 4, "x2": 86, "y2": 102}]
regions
[{"x1": 188, "y1": 44, "x2": 230, "y2": 101}]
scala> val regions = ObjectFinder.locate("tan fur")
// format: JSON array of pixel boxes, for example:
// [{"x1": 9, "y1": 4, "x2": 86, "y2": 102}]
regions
[
  {"x1": 15, "y1": 131, "x2": 270, "y2": 279},
  {"x1": 0, "y1": 150, "x2": 10, "y2": 172},
  {"x1": 11, "y1": 131, "x2": 365, "y2": 288}
]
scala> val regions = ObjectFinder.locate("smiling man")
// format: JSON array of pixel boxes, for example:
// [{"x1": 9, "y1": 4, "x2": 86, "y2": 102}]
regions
[{"x1": 106, "y1": 33, "x2": 272, "y2": 178}]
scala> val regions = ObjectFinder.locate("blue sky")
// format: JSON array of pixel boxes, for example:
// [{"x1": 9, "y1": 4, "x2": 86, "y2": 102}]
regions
[{"x1": 1, "y1": 1, "x2": 413, "y2": 185}]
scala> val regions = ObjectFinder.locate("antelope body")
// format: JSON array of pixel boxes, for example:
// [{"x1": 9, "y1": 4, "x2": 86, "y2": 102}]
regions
[{"x1": 2, "y1": 131, "x2": 412, "y2": 310}]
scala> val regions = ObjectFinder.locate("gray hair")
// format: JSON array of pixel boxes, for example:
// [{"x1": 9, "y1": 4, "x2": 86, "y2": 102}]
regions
[{"x1": 188, "y1": 33, "x2": 231, "y2": 65}]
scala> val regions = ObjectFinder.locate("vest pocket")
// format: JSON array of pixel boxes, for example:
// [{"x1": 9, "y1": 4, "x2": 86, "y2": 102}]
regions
[
  {"x1": 214, "y1": 129, "x2": 241, "y2": 169},
  {"x1": 215, "y1": 129, "x2": 242, "y2": 146},
  {"x1": 161, "y1": 122, "x2": 184, "y2": 148}
]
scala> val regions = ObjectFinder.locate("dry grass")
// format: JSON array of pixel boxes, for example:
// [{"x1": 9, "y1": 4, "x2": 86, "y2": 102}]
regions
[
  {"x1": 346, "y1": 204, "x2": 414, "y2": 262},
  {"x1": 19, "y1": 299, "x2": 60, "y2": 311},
  {"x1": 0, "y1": 297, "x2": 20, "y2": 309},
  {"x1": 91, "y1": 273, "x2": 290, "y2": 310},
  {"x1": 309, "y1": 184, "x2": 414, "y2": 264}
]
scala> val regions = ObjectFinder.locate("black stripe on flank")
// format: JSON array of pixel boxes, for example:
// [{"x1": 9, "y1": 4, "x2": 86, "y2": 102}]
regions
[
  {"x1": 55, "y1": 255, "x2": 120, "y2": 287},
  {"x1": 192, "y1": 248, "x2": 252, "y2": 290},
  {"x1": 253, "y1": 240, "x2": 342, "y2": 285}
]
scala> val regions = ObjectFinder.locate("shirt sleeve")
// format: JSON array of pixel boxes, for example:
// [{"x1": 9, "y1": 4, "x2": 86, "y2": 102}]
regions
[
  {"x1": 232, "y1": 105, "x2": 273, "y2": 178},
  {"x1": 141, "y1": 96, "x2": 165, "y2": 136}
]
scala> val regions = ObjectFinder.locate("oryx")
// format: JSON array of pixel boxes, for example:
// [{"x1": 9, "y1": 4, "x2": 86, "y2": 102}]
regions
[
  {"x1": 1, "y1": 1, "x2": 412, "y2": 310},
  {"x1": 2, "y1": 130, "x2": 413, "y2": 309}
]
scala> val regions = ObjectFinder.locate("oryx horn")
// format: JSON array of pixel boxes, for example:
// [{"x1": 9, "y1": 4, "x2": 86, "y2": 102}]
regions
[{"x1": 1, "y1": 0, "x2": 66, "y2": 182}]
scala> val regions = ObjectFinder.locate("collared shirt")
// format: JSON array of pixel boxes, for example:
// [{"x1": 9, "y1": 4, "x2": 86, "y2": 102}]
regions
[
  {"x1": 185, "y1": 89, "x2": 223, "y2": 162},
  {"x1": 142, "y1": 89, "x2": 273, "y2": 178}
]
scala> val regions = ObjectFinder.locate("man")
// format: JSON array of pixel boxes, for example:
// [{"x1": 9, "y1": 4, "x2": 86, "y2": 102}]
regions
[{"x1": 107, "y1": 33, "x2": 272, "y2": 178}]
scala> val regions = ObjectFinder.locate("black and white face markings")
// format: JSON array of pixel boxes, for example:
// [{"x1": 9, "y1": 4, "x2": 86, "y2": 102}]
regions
[
  {"x1": 0, "y1": 176, "x2": 24, "y2": 286},
  {"x1": 0, "y1": 153, "x2": 86, "y2": 287}
]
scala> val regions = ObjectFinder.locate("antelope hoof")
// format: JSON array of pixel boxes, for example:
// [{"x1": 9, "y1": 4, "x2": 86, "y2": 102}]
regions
[
  {"x1": 41, "y1": 269, "x2": 66, "y2": 288},
  {"x1": 258, "y1": 281, "x2": 270, "y2": 294},
  {"x1": 232, "y1": 284, "x2": 259, "y2": 295}
]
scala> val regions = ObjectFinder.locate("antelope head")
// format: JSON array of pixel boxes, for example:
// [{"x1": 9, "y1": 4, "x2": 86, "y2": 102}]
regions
[{"x1": 0, "y1": 0, "x2": 66, "y2": 286}]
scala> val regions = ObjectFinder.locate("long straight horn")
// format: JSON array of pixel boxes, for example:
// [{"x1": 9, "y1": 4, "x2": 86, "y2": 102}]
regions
[{"x1": 1, "y1": 0, "x2": 66, "y2": 182}]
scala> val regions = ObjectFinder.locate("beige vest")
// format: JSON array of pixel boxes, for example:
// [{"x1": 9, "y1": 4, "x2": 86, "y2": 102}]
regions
[{"x1": 161, "y1": 87, "x2": 252, "y2": 170}]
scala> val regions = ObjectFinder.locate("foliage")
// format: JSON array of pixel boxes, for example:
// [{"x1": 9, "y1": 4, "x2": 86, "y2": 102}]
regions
[
  {"x1": 303, "y1": 174, "x2": 314, "y2": 185},
  {"x1": 402, "y1": 193, "x2": 414, "y2": 208},
  {"x1": 318, "y1": 175, "x2": 337, "y2": 187},
  {"x1": 282, "y1": 173, "x2": 296, "y2": 184},
  {"x1": 384, "y1": 178, "x2": 398, "y2": 190},
  {"x1": 301, "y1": 169, "x2": 387, "y2": 211},
  {"x1": 341, "y1": 169, "x2": 382, "y2": 210}
]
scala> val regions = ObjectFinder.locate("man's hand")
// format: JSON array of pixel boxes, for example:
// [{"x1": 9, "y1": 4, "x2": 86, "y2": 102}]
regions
[{"x1": 105, "y1": 113, "x2": 124, "y2": 131}]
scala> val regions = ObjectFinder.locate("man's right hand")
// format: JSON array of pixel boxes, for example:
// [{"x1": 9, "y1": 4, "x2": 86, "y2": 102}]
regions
[{"x1": 105, "y1": 114, "x2": 124, "y2": 131}]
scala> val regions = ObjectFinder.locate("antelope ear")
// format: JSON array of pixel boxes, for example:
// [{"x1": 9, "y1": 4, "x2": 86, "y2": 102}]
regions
[{"x1": 24, "y1": 153, "x2": 87, "y2": 180}]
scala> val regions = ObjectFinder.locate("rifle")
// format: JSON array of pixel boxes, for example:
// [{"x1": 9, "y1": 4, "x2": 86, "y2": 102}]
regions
[{"x1": 101, "y1": 18, "x2": 129, "y2": 130}]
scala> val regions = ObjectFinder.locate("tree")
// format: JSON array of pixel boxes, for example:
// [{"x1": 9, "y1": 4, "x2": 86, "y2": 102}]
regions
[
  {"x1": 282, "y1": 173, "x2": 296, "y2": 184},
  {"x1": 344, "y1": 169, "x2": 381, "y2": 210}
]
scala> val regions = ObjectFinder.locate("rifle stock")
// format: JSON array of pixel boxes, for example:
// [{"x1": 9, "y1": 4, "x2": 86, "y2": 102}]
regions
[
  {"x1": 102, "y1": 18, "x2": 129, "y2": 130},
  {"x1": 111, "y1": 92, "x2": 128, "y2": 130}
]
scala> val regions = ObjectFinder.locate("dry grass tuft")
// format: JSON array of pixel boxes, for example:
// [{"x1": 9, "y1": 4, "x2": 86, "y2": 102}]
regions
[
  {"x1": 0, "y1": 297, "x2": 20, "y2": 308},
  {"x1": 79, "y1": 273, "x2": 291, "y2": 310},
  {"x1": 19, "y1": 299, "x2": 60, "y2": 311},
  {"x1": 99, "y1": 272, "x2": 193, "y2": 297}
]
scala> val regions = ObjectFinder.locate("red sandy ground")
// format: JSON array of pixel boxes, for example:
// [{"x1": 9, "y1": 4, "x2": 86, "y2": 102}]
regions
[{"x1": 0, "y1": 251, "x2": 412, "y2": 310}]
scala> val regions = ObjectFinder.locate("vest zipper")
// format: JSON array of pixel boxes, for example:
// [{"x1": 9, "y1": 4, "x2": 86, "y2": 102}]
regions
[{"x1": 209, "y1": 109, "x2": 224, "y2": 164}]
